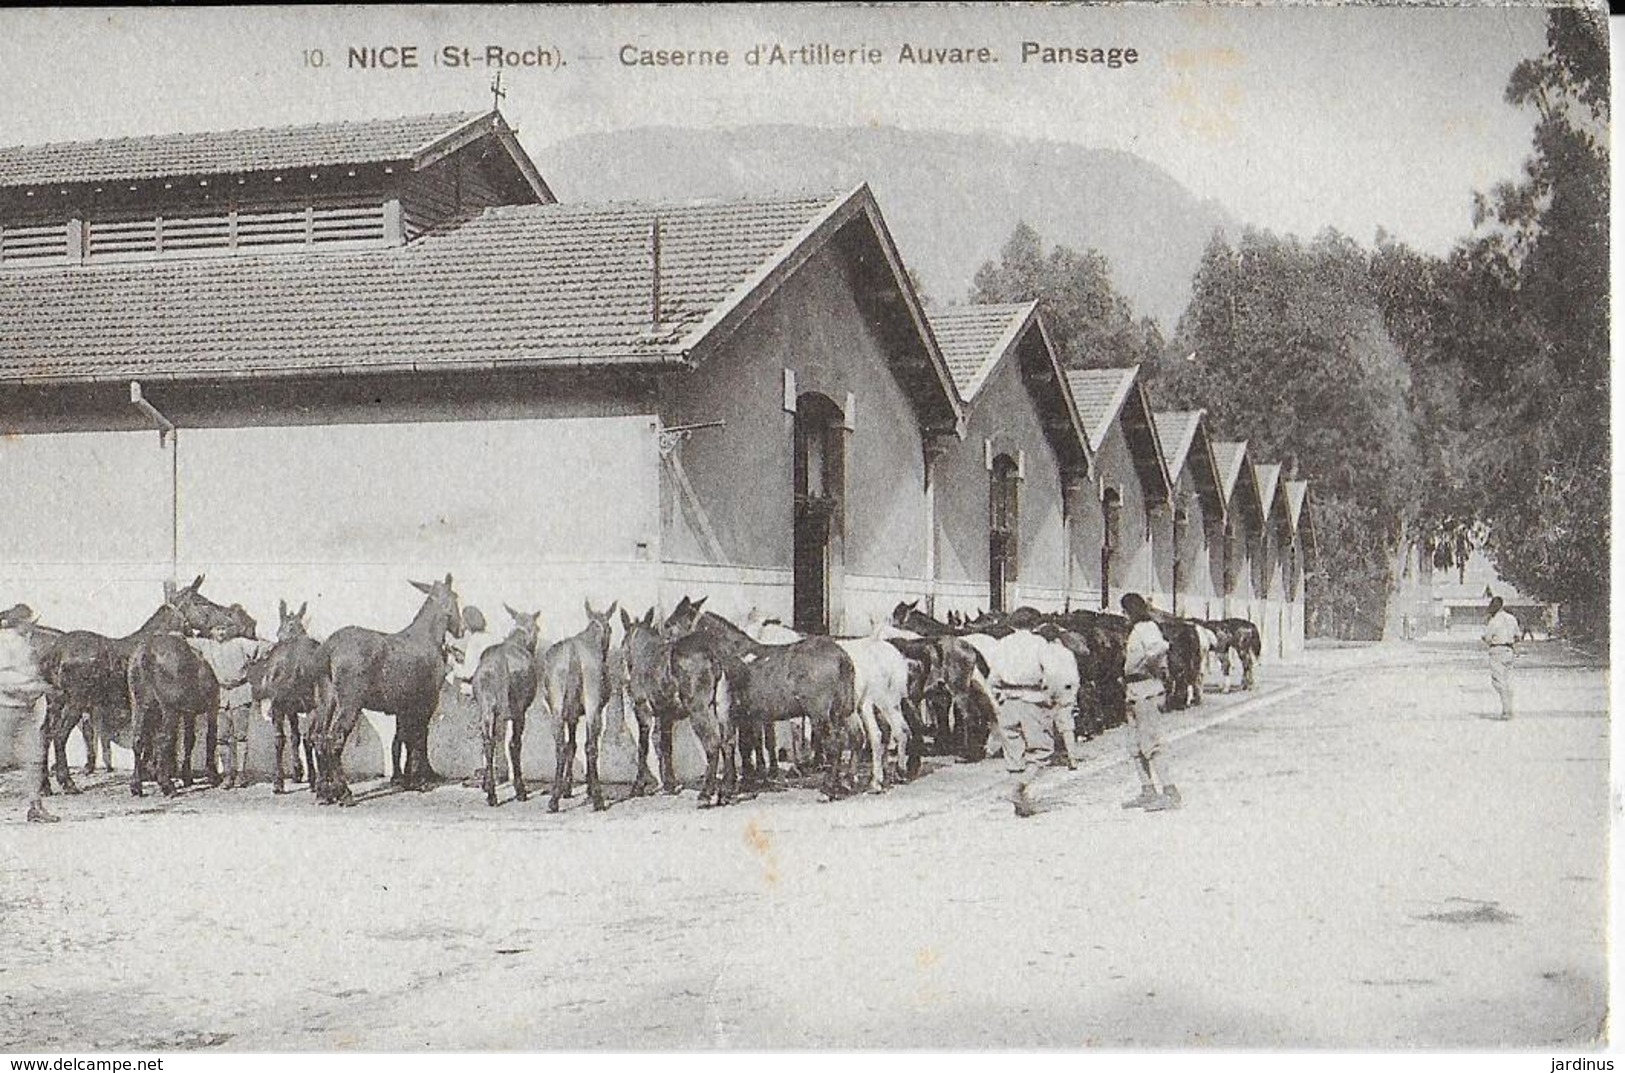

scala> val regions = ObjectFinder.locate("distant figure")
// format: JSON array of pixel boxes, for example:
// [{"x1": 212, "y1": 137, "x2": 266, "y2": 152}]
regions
[
  {"x1": 0, "y1": 604, "x2": 56, "y2": 822},
  {"x1": 1120, "y1": 592, "x2": 1180, "y2": 811},
  {"x1": 1480, "y1": 596, "x2": 1519, "y2": 721}
]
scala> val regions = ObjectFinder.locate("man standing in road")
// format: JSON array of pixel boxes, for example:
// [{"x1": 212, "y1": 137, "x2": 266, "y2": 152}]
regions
[
  {"x1": 987, "y1": 607, "x2": 1073, "y2": 818},
  {"x1": 1120, "y1": 592, "x2": 1180, "y2": 812},
  {"x1": 1481, "y1": 595, "x2": 1519, "y2": 720},
  {"x1": 0, "y1": 603, "x2": 57, "y2": 823}
]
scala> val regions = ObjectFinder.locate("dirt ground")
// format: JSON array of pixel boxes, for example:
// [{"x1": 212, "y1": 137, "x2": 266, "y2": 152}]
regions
[{"x1": 0, "y1": 637, "x2": 1608, "y2": 1051}]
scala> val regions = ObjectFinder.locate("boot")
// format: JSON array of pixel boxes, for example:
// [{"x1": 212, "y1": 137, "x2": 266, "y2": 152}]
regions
[
  {"x1": 218, "y1": 746, "x2": 237, "y2": 790},
  {"x1": 26, "y1": 799, "x2": 59, "y2": 823},
  {"x1": 1011, "y1": 782, "x2": 1039, "y2": 818},
  {"x1": 1121, "y1": 784, "x2": 1160, "y2": 810},
  {"x1": 1145, "y1": 784, "x2": 1183, "y2": 812}
]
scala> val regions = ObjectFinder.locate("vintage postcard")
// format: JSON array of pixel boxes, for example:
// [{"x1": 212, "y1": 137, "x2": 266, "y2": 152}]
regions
[{"x1": 0, "y1": 2, "x2": 1609, "y2": 1060}]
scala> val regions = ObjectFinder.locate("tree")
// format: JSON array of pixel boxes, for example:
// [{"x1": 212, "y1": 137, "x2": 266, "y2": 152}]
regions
[
  {"x1": 970, "y1": 223, "x2": 1160, "y2": 369},
  {"x1": 1156, "y1": 227, "x2": 1428, "y2": 638}
]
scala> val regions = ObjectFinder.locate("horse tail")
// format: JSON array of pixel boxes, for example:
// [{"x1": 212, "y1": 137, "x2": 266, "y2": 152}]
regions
[{"x1": 1244, "y1": 624, "x2": 1262, "y2": 659}]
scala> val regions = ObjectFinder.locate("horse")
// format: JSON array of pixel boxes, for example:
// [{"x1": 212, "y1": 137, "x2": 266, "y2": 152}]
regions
[
  {"x1": 538, "y1": 601, "x2": 618, "y2": 813},
  {"x1": 1203, "y1": 618, "x2": 1261, "y2": 691},
  {"x1": 126, "y1": 631, "x2": 221, "y2": 797},
  {"x1": 879, "y1": 623, "x2": 998, "y2": 762},
  {"x1": 309, "y1": 575, "x2": 467, "y2": 805},
  {"x1": 249, "y1": 599, "x2": 322, "y2": 794},
  {"x1": 745, "y1": 615, "x2": 916, "y2": 790},
  {"x1": 666, "y1": 630, "x2": 737, "y2": 807},
  {"x1": 38, "y1": 576, "x2": 248, "y2": 795},
  {"x1": 670, "y1": 600, "x2": 857, "y2": 800},
  {"x1": 472, "y1": 605, "x2": 542, "y2": 807},
  {"x1": 615, "y1": 607, "x2": 689, "y2": 797}
]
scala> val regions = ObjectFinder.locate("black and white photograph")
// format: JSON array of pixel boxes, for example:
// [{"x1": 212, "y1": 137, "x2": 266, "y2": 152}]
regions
[{"x1": 0, "y1": 2, "x2": 1610, "y2": 1058}]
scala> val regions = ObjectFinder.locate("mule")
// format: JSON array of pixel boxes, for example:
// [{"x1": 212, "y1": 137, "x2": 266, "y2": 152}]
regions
[
  {"x1": 249, "y1": 599, "x2": 322, "y2": 794},
  {"x1": 39, "y1": 576, "x2": 247, "y2": 795},
  {"x1": 673, "y1": 602, "x2": 857, "y2": 800},
  {"x1": 538, "y1": 601, "x2": 617, "y2": 813},
  {"x1": 472, "y1": 605, "x2": 542, "y2": 807},
  {"x1": 309, "y1": 575, "x2": 467, "y2": 805},
  {"x1": 616, "y1": 607, "x2": 687, "y2": 797},
  {"x1": 126, "y1": 632, "x2": 221, "y2": 797}
]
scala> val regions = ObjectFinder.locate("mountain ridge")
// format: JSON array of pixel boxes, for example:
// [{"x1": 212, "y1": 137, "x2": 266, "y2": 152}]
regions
[{"x1": 537, "y1": 124, "x2": 1240, "y2": 331}]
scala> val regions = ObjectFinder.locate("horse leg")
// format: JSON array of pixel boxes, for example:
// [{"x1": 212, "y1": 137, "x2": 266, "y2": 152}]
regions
[
  {"x1": 79, "y1": 710, "x2": 97, "y2": 775},
  {"x1": 763, "y1": 721, "x2": 785, "y2": 787},
  {"x1": 53, "y1": 704, "x2": 83, "y2": 794},
  {"x1": 561, "y1": 719, "x2": 578, "y2": 799},
  {"x1": 157, "y1": 706, "x2": 180, "y2": 798},
  {"x1": 657, "y1": 715, "x2": 679, "y2": 794},
  {"x1": 326, "y1": 705, "x2": 361, "y2": 807},
  {"x1": 628, "y1": 702, "x2": 655, "y2": 798},
  {"x1": 692, "y1": 712, "x2": 721, "y2": 808},
  {"x1": 860, "y1": 702, "x2": 886, "y2": 793},
  {"x1": 584, "y1": 692, "x2": 607, "y2": 813},
  {"x1": 272, "y1": 707, "x2": 290, "y2": 795},
  {"x1": 482, "y1": 708, "x2": 499, "y2": 807},
  {"x1": 547, "y1": 717, "x2": 571, "y2": 813},
  {"x1": 510, "y1": 714, "x2": 529, "y2": 803}
]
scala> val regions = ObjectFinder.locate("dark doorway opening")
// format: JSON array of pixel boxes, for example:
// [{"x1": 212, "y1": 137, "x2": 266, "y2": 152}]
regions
[
  {"x1": 793, "y1": 393, "x2": 844, "y2": 634},
  {"x1": 989, "y1": 453, "x2": 1020, "y2": 613}
]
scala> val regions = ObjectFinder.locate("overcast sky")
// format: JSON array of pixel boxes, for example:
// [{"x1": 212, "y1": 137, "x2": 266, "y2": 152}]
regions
[{"x1": 1, "y1": 4, "x2": 1550, "y2": 255}]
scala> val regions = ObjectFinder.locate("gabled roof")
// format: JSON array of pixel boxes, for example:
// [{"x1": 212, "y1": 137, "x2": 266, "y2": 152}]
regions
[
  {"x1": 0, "y1": 182, "x2": 961, "y2": 432},
  {"x1": 1065, "y1": 366, "x2": 1170, "y2": 504},
  {"x1": 1284, "y1": 479, "x2": 1309, "y2": 534},
  {"x1": 1153, "y1": 409, "x2": 1226, "y2": 525},
  {"x1": 931, "y1": 302, "x2": 1035, "y2": 402},
  {"x1": 1211, "y1": 441, "x2": 1265, "y2": 529},
  {"x1": 1253, "y1": 463, "x2": 1283, "y2": 528},
  {"x1": 0, "y1": 111, "x2": 553, "y2": 202}
]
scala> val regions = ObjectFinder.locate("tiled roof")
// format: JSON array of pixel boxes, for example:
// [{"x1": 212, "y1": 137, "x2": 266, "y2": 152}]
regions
[
  {"x1": 0, "y1": 191, "x2": 849, "y2": 383},
  {"x1": 1211, "y1": 441, "x2": 1248, "y2": 501},
  {"x1": 0, "y1": 112, "x2": 490, "y2": 188},
  {"x1": 1065, "y1": 366, "x2": 1140, "y2": 454},
  {"x1": 1152, "y1": 410, "x2": 1202, "y2": 479},
  {"x1": 1253, "y1": 463, "x2": 1282, "y2": 524},
  {"x1": 927, "y1": 302, "x2": 1035, "y2": 401},
  {"x1": 1284, "y1": 479, "x2": 1309, "y2": 533}
]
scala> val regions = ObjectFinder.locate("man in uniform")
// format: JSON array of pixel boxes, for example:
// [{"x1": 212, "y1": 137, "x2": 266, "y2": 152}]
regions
[
  {"x1": 986, "y1": 607, "x2": 1076, "y2": 817},
  {"x1": 1120, "y1": 592, "x2": 1180, "y2": 812},
  {"x1": 1481, "y1": 595, "x2": 1519, "y2": 720},
  {"x1": 0, "y1": 603, "x2": 57, "y2": 823},
  {"x1": 192, "y1": 621, "x2": 273, "y2": 788}
]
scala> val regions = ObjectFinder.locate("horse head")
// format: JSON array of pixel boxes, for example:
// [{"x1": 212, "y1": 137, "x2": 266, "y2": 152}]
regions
[
  {"x1": 583, "y1": 599, "x2": 618, "y2": 657},
  {"x1": 891, "y1": 599, "x2": 920, "y2": 627},
  {"x1": 503, "y1": 604, "x2": 543, "y2": 655},
  {"x1": 276, "y1": 599, "x2": 310, "y2": 642},
  {"x1": 161, "y1": 574, "x2": 256, "y2": 638},
  {"x1": 409, "y1": 573, "x2": 466, "y2": 641},
  {"x1": 661, "y1": 595, "x2": 706, "y2": 638}
]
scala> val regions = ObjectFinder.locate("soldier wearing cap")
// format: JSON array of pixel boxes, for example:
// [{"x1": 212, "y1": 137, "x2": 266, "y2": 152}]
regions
[
  {"x1": 1481, "y1": 595, "x2": 1519, "y2": 720},
  {"x1": 1120, "y1": 592, "x2": 1181, "y2": 812},
  {"x1": 0, "y1": 603, "x2": 57, "y2": 823},
  {"x1": 986, "y1": 606, "x2": 1077, "y2": 817}
]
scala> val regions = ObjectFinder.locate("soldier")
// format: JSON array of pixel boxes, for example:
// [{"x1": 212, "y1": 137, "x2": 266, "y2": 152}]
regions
[
  {"x1": 986, "y1": 607, "x2": 1077, "y2": 817},
  {"x1": 1120, "y1": 592, "x2": 1181, "y2": 812},
  {"x1": 1481, "y1": 595, "x2": 1519, "y2": 720},
  {"x1": 192, "y1": 621, "x2": 272, "y2": 788},
  {"x1": 0, "y1": 603, "x2": 57, "y2": 823}
]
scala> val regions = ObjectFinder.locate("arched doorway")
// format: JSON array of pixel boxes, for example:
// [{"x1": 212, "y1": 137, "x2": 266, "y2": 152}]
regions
[
  {"x1": 989, "y1": 453, "x2": 1020, "y2": 613},
  {"x1": 793, "y1": 392, "x2": 844, "y2": 634}
]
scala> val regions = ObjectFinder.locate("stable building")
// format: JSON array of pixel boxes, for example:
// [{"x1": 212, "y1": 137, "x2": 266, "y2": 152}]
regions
[
  {"x1": 925, "y1": 302, "x2": 1090, "y2": 615},
  {"x1": 1209, "y1": 440, "x2": 1267, "y2": 629},
  {"x1": 0, "y1": 110, "x2": 971, "y2": 778},
  {"x1": 1064, "y1": 366, "x2": 1172, "y2": 611},
  {"x1": 1151, "y1": 410, "x2": 1227, "y2": 619}
]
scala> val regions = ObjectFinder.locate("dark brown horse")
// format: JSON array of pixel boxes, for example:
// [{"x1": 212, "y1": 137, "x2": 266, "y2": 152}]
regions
[
  {"x1": 538, "y1": 601, "x2": 617, "y2": 813},
  {"x1": 472, "y1": 605, "x2": 542, "y2": 807},
  {"x1": 667, "y1": 598, "x2": 857, "y2": 800},
  {"x1": 309, "y1": 575, "x2": 467, "y2": 805},
  {"x1": 249, "y1": 599, "x2": 322, "y2": 794},
  {"x1": 615, "y1": 607, "x2": 680, "y2": 797},
  {"x1": 38, "y1": 576, "x2": 248, "y2": 795},
  {"x1": 126, "y1": 631, "x2": 221, "y2": 797}
]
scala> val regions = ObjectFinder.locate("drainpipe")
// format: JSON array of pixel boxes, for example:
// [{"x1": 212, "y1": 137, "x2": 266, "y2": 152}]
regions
[{"x1": 130, "y1": 381, "x2": 178, "y2": 580}]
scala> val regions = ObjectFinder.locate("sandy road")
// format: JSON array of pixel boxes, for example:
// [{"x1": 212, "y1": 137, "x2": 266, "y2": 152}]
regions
[{"x1": 0, "y1": 638, "x2": 1607, "y2": 1050}]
